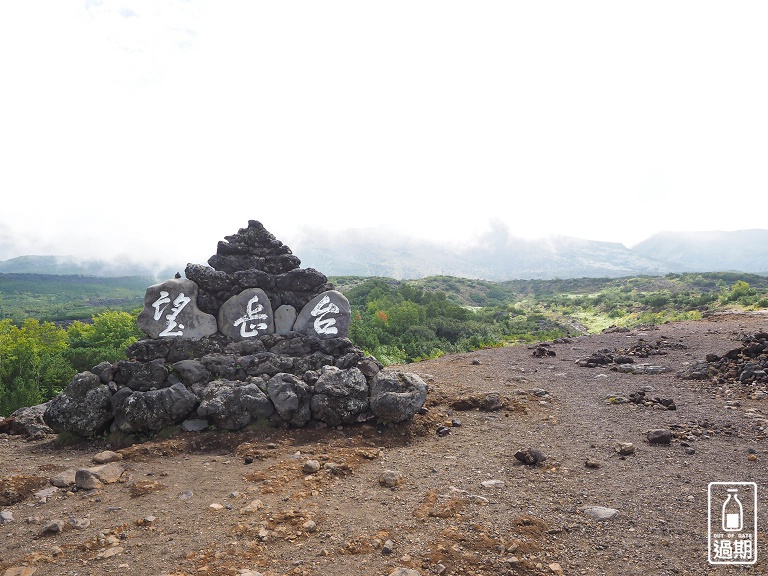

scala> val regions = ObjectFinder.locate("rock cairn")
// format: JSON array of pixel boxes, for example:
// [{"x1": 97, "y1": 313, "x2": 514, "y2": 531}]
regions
[
  {"x1": 44, "y1": 221, "x2": 428, "y2": 437},
  {"x1": 677, "y1": 331, "x2": 768, "y2": 399},
  {"x1": 575, "y1": 336, "x2": 687, "y2": 369}
]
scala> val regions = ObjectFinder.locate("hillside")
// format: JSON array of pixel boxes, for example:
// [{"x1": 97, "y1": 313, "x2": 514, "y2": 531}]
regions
[{"x1": 0, "y1": 273, "x2": 149, "y2": 322}]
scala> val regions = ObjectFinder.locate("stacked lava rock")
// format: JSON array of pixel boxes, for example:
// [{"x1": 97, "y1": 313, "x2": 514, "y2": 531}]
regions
[
  {"x1": 43, "y1": 221, "x2": 428, "y2": 437},
  {"x1": 677, "y1": 331, "x2": 768, "y2": 399}
]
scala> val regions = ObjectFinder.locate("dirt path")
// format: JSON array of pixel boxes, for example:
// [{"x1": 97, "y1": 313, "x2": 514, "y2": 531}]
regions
[{"x1": 2, "y1": 312, "x2": 768, "y2": 575}]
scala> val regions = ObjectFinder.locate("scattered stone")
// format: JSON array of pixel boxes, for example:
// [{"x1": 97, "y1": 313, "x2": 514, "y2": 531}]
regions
[
  {"x1": 387, "y1": 569, "x2": 420, "y2": 576},
  {"x1": 627, "y1": 390, "x2": 677, "y2": 410},
  {"x1": 302, "y1": 460, "x2": 321, "y2": 474},
  {"x1": 181, "y1": 418, "x2": 209, "y2": 432},
  {"x1": 647, "y1": 429, "x2": 673, "y2": 445},
  {"x1": 239, "y1": 500, "x2": 264, "y2": 514},
  {"x1": 584, "y1": 459, "x2": 601, "y2": 469},
  {"x1": 481, "y1": 479, "x2": 505, "y2": 488},
  {"x1": 614, "y1": 442, "x2": 635, "y2": 456},
  {"x1": 129, "y1": 480, "x2": 168, "y2": 497},
  {"x1": 369, "y1": 371, "x2": 428, "y2": 423},
  {"x1": 603, "y1": 394, "x2": 629, "y2": 404},
  {"x1": 450, "y1": 392, "x2": 504, "y2": 411},
  {"x1": 40, "y1": 519, "x2": 66, "y2": 535},
  {"x1": 479, "y1": 392, "x2": 504, "y2": 411},
  {"x1": 209, "y1": 503, "x2": 224, "y2": 510},
  {"x1": 531, "y1": 344, "x2": 556, "y2": 358},
  {"x1": 75, "y1": 469, "x2": 103, "y2": 490},
  {"x1": 92, "y1": 450, "x2": 123, "y2": 464},
  {"x1": 382, "y1": 539, "x2": 395, "y2": 554},
  {"x1": 612, "y1": 364, "x2": 671, "y2": 375},
  {"x1": 436, "y1": 426, "x2": 451, "y2": 437},
  {"x1": 302, "y1": 519, "x2": 317, "y2": 532},
  {"x1": 95, "y1": 546, "x2": 124, "y2": 559},
  {"x1": 69, "y1": 516, "x2": 91, "y2": 529},
  {"x1": 379, "y1": 470, "x2": 403, "y2": 488},
  {"x1": 2, "y1": 568, "x2": 37, "y2": 576},
  {"x1": 33, "y1": 486, "x2": 58, "y2": 502},
  {"x1": 514, "y1": 447, "x2": 547, "y2": 465},
  {"x1": 582, "y1": 506, "x2": 619, "y2": 520},
  {"x1": 549, "y1": 563, "x2": 564, "y2": 575},
  {"x1": 0, "y1": 510, "x2": 14, "y2": 524}
]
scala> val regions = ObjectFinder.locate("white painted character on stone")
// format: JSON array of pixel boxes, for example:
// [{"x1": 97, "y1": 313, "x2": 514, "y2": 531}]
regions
[
  {"x1": 152, "y1": 291, "x2": 171, "y2": 320},
  {"x1": 153, "y1": 291, "x2": 191, "y2": 337},
  {"x1": 233, "y1": 294, "x2": 269, "y2": 337},
  {"x1": 311, "y1": 294, "x2": 339, "y2": 335}
]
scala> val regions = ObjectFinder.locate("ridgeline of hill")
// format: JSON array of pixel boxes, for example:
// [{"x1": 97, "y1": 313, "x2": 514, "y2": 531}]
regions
[
  {"x1": 2, "y1": 271, "x2": 768, "y2": 328},
  {"x1": 0, "y1": 273, "x2": 150, "y2": 323},
  {"x1": 4, "y1": 229, "x2": 768, "y2": 280}
]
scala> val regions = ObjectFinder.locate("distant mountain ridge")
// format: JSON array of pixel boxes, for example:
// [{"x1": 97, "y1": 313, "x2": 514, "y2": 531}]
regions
[
  {"x1": 1, "y1": 229, "x2": 766, "y2": 281},
  {"x1": 631, "y1": 229, "x2": 768, "y2": 275},
  {"x1": 0, "y1": 255, "x2": 179, "y2": 280}
]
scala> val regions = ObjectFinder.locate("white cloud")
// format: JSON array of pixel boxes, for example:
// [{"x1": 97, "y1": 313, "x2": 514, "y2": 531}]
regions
[{"x1": 1, "y1": 1, "x2": 767, "y2": 266}]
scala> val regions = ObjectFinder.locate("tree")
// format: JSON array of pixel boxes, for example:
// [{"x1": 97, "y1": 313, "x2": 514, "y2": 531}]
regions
[
  {"x1": 64, "y1": 311, "x2": 142, "y2": 372},
  {"x1": 0, "y1": 319, "x2": 73, "y2": 416}
]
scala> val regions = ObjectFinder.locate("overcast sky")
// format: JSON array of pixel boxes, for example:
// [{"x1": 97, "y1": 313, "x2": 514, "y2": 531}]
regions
[{"x1": 1, "y1": 2, "x2": 766, "y2": 270}]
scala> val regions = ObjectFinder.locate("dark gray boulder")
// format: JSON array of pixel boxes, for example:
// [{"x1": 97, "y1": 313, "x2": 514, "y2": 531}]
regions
[
  {"x1": 91, "y1": 361, "x2": 117, "y2": 385},
  {"x1": 201, "y1": 353, "x2": 238, "y2": 380},
  {"x1": 310, "y1": 367, "x2": 369, "y2": 426},
  {"x1": 114, "y1": 359, "x2": 169, "y2": 391},
  {"x1": 217, "y1": 288, "x2": 274, "y2": 340},
  {"x1": 197, "y1": 380, "x2": 274, "y2": 430},
  {"x1": 171, "y1": 359, "x2": 211, "y2": 387},
  {"x1": 268, "y1": 373, "x2": 312, "y2": 427},
  {"x1": 275, "y1": 268, "x2": 328, "y2": 292},
  {"x1": 294, "y1": 290, "x2": 351, "y2": 339},
  {"x1": 369, "y1": 370, "x2": 428, "y2": 423},
  {"x1": 4, "y1": 403, "x2": 54, "y2": 438},
  {"x1": 111, "y1": 383, "x2": 198, "y2": 433},
  {"x1": 274, "y1": 305, "x2": 297, "y2": 334},
  {"x1": 44, "y1": 372, "x2": 114, "y2": 437},
  {"x1": 137, "y1": 278, "x2": 218, "y2": 339}
]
